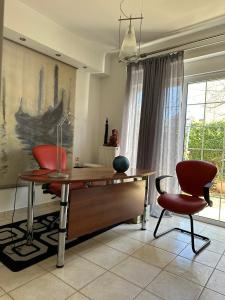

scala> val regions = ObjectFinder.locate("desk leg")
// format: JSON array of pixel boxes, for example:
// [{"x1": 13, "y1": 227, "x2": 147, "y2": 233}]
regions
[
  {"x1": 142, "y1": 176, "x2": 149, "y2": 230},
  {"x1": 27, "y1": 181, "x2": 35, "y2": 244},
  {"x1": 57, "y1": 183, "x2": 69, "y2": 268}
]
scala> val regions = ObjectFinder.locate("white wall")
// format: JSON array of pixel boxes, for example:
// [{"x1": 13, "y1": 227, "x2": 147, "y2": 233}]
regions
[
  {"x1": 99, "y1": 55, "x2": 127, "y2": 146},
  {"x1": 85, "y1": 75, "x2": 101, "y2": 162},
  {"x1": 184, "y1": 52, "x2": 225, "y2": 77},
  {"x1": 74, "y1": 71, "x2": 101, "y2": 164},
  {"x1": 3, "y1": 0, "x2": 108, "y2": 73}
]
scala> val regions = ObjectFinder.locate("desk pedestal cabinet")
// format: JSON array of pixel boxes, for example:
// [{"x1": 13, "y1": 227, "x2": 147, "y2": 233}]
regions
[{"x1": 68, "y1": 180, "x2": 145, "y2": 239}]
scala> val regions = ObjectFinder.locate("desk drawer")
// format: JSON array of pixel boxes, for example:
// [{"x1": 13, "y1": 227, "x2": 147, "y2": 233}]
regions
[{"x1": 67, "y1": 180, "x2": 145, "y2": 239}]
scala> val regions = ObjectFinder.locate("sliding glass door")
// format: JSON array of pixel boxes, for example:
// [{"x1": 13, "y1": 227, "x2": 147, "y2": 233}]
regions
[{"x1": 184, "y1": 75, "x2": 225, "y2": 222}]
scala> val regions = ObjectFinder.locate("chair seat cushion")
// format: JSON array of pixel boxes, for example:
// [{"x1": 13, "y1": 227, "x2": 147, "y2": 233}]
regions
[
  {"x1": 49, "y1": 182, "x2": 86, "y2": 197},
  {"x1": 158, "y1": 193, "x2": 207, "y2": 215}
]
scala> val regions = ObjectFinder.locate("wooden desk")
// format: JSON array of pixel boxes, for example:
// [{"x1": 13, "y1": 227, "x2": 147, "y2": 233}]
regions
[{"x1": 20, "y1": 168, "x2": 155, "y2": 268}]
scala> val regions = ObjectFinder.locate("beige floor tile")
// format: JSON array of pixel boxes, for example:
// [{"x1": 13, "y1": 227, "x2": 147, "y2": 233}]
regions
[
  {"x1": 38, "y1": 248, "x2": 80, "y2": 271},
  {"x1": 199, "y1": 288, "x2": 225, "y2": 300},
  {"x1": 165, "y1": 256, "x2": 213, "y2": 286},
  {"x1": 150, "y1": 236, "x2": 187, "y2": 254},
  {"x1": 173, "y1": 220, "x2": 205, "y2": 234},
  {"x1": 93, "y1": 230, "x2": 120, "y2": 243},
  {"x1": 67, "y1": 292, "x2": 89, "y2": 300},
  {"x1": 147, "y1": 270, "x2": 203, "y2": 300},
  {"x1": 79, "y1": 243, "x2": 127, "y2": 269},
  {"x1": 0, "y1": 295, "x2": 13, "y2": 300},
  {"x1": 135, "y1": 290, "x2": 162, "y2": 300},
  {"x1": 132, "y1": 244, "x2": 176, "y2": 268},
  {"x1": 72, "y1": 239, "x2": 101, "y2": 256},
  {"x1": 9, "y1": 273, "x2": 75, "y2": 300},
  {"x1": 194, "y1": 239, "x2": 225, "y2": 255},
  {"x1": 0, "y1": 217, "x2": 11, "y2": 226},
  {"x1": 206, "y1": 240, "x2": 225, "y2": 255},
  {"x1": 217, "y1": 256, "x2": 225, "y2": 272},
  {"x1": 38, "y1": 255, "x2": 58, "y2": 271},
  {"x1": 106, "y1": 236, "x2": 144, "y2": 254},
  {"x1": 204, "y1": 224, "x2": 225, "y2": 236},
  {"x1": 127, "y1": 230, "x2": 154, "y2": 243},
  {"x1": 52, "y1": 255, "x2": 105, "y2": 290},
  {"x1": 167, "y1": 230, "x2": 192, "y2": 243},
  {"x1": 207, "y1": 270, "x2": 225, "y2": 295},
  {"x1": 201, "y1": 229, "x2": 225, "y2": 243},
  {"x1": 179, "y1": 245, "x2": 221, "y2": 268},
  {"x1": 113, "y1": 223, "x2": 141, "y2": 232},
  {"x1": 111, "y1": 256, "x2": 161, "y2": 288},
  {"x1": 81, "y1": 271, "x2": 141, "y2": 300},
  {"x1": 0, "y1": 265, "x2": 46, "y2": 292},
  {"x1": 38, "y1": 249, "x2": 80, "y2": 271}
]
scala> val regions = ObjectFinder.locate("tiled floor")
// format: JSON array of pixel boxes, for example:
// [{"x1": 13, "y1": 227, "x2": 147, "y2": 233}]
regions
[{"x1": 1, "y1": 205, "x2": 225, "y2": 299}]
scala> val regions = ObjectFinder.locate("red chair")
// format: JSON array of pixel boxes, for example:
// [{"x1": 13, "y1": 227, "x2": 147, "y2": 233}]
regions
[
  {"x1": 153, "y1": 160, "x2": 217, "y2": 254},
  {"x1": 32, "y1": 144, "x2": 85, "y2": 197}
]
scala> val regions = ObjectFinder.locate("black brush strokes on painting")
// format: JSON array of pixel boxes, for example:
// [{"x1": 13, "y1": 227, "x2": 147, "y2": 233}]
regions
[
  {"x1": 37, "y1": 67, "x2": 44, "y2": 114},
  {"x1": 14, "y1": 64, "x2": 73, "y2": 153},
  {"x1": 0, "y1": 61, "x2": 74, "y2": 179},
  {"x1": 15, "y1": 99, "x2": 73, "y2": 152},
  {"x1": 54, "y1": 65, "x2": 59, "y2": 107}
]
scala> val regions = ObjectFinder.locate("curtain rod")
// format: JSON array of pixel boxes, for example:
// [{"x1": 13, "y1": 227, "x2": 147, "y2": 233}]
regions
[{"x1": 140, "y1": 31, "x2": 225, "y2": 59}]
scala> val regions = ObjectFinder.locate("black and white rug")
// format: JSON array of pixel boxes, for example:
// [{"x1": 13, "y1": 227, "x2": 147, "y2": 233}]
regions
[{"x1": 0, "y1": 212, "x2": 116, "y2": 272}]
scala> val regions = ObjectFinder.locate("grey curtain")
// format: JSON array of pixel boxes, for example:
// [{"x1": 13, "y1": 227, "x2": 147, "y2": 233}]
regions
[
  {"x1": 136, "y1": 52, "x2": 185, "y2": 217},
  {"x1": 120, "y1": 63, "x2": 143, "y2": 168}
]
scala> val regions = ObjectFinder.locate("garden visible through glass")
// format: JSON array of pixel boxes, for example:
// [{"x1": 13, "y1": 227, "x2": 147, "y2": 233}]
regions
[{"x1": 184, "y1": 78, "x2": 225, "y2": 221}]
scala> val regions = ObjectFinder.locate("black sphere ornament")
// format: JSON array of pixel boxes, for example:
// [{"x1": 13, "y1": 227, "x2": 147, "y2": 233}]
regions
[{"x1": 113, "y1": 156, "x2": 130, "y2": 173}]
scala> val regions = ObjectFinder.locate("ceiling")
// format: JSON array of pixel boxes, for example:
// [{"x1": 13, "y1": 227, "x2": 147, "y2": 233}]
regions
[{"x1": 19, "y1": 0, "x2": 225, "y2": 49}]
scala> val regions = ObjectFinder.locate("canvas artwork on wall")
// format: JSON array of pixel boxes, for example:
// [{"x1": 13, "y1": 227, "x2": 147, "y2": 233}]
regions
[{"x1": 0, "y1": 39, "x2": 76, "y2": 187}]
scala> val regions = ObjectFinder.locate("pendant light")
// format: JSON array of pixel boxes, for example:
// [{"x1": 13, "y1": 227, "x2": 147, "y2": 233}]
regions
[{"x1": 118, "y1": 0, "x2": 143, "y2": 63}]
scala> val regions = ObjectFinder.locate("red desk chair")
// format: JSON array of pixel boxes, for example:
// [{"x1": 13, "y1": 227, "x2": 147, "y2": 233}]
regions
[
  {"x1": 32, "y1": 144, "x2": 85, "y2": 197},
  {"x1": 153, "y1": 160, "x2": 217, "y2": 255}
]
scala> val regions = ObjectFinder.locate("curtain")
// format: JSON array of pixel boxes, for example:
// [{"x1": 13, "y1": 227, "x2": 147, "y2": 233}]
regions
[
  {"x1": 136, "y1": 52, "x2": 185, "y2": 217},
  {"x1": 120, "y1": 63, "x2": 143, "y2": 168}
]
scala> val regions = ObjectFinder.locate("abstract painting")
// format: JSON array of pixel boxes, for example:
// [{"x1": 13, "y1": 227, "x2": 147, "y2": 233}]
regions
[{"x1": 0, "y1": 39, "x2": 76, "y2": 187}]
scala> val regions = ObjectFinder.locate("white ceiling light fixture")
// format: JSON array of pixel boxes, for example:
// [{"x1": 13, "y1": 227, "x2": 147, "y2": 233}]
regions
[{"x1": 118, "y1": 0, "x2": 143, "y2": 63}]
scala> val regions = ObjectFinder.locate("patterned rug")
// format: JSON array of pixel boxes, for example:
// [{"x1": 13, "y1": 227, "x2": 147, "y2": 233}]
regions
[{"x1": 0, "y1": 211, "x2": 115, "y2": 272}]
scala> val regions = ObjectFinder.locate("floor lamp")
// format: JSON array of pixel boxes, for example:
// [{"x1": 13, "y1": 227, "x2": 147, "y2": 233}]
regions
[{"x1": 48, "y1": 112, "x2": 73, "y2": 178}]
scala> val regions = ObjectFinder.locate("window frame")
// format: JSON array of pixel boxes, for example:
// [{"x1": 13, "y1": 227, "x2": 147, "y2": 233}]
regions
[{"x1": 183, "y1": 71, "x2": 225, "y2": 224}]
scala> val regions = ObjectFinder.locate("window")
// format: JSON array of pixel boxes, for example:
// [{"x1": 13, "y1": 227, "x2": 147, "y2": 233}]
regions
[{"x1": 184, "y1": 77, "x2": 225, "y2": 221}]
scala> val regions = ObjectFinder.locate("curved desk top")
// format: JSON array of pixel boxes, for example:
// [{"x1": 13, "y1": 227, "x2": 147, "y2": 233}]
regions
[{"x1": 20, "y1": 168, "x2": 155, "y2": 183}]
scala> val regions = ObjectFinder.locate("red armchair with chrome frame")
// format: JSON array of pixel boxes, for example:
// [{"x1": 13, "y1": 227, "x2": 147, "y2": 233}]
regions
[
  {"x1": 153, "y1": 160, "x2": 217, "y2": 255},
  {"x1": 32, "y1": 144, "x2": 85, "y2": 197}
]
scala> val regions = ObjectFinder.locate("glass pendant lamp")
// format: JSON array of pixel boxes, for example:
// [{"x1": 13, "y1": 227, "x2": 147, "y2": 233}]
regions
[
  {"x1": 118, "y1": 0, "x2": 143, "y2": 63},
  {"x1": 119, "y1": 20, "x2": 138, "y2": 62}
]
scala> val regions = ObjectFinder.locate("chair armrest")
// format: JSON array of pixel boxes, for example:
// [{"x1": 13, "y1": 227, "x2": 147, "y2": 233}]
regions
[
  {"x1": 155, "y1": 175, "x2": 173, "y2": 195},
  {"x1": 203, "y1": 182, "x2": 213, "y2": 207}
]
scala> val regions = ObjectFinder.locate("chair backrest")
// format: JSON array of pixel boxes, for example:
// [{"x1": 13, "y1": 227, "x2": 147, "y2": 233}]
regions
[
  {"x1": 176, "y1": 160, "x2": 217, "y2": 197},
  {"x1": 32, "y1": 144, "x2": 67, "y2": 170}
]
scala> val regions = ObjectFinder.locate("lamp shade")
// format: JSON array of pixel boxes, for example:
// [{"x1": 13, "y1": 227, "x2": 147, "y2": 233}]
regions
[{"x1": 119, "y1": 22, "x2": 137, "y2": 61}]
